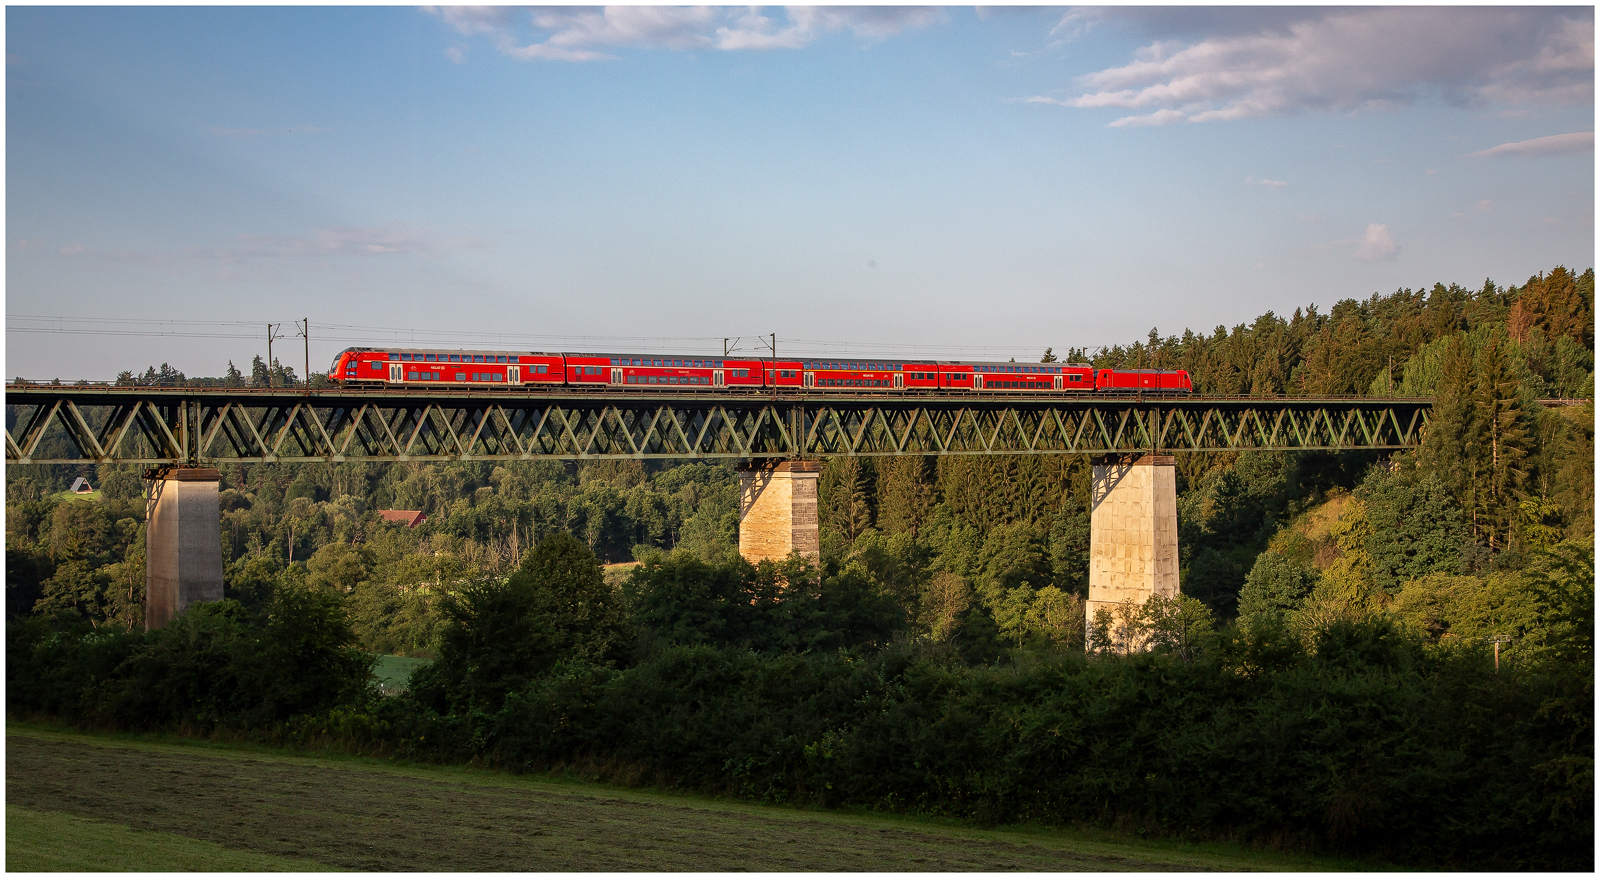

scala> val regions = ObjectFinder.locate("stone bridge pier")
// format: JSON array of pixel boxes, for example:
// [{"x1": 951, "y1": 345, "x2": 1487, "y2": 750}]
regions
[
  {"x1": 144, "y1": 466, "x2": 224, "y2": 629},
  {"x1": 737, "y1": 459, "x2": 821, "y2": 565},
  {"x1": 1086, "y1": 453, "x2": 1179, "y2": 645}
]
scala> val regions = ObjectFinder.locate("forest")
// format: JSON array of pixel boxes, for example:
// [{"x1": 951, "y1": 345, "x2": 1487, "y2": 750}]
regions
[{"x1": 7, "y1": 265, "x2": 1594, "y2": 868}]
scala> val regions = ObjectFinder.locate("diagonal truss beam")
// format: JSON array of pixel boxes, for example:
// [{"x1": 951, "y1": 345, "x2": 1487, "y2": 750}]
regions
[{"x1": 4, "y1": 387, "x2": 1433, "y2": 464}]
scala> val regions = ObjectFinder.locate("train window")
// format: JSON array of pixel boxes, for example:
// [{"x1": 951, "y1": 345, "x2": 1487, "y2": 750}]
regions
[
  {"x1": 535, "y1": 364, "x2": 548, "y2": 374},
  {"x1": 423, "y1": 354, "x2": 434, "y2": 362}
]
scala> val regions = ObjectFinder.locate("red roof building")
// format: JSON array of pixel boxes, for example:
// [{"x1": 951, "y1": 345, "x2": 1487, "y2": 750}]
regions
[{"x1": 378, "y1": 510, "x2": 428, "y2": 528}]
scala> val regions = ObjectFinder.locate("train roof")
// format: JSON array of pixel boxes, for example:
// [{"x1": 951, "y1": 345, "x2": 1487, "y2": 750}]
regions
[{"x1": 337, "y1": 346, "x2": 566, "y2": 357}]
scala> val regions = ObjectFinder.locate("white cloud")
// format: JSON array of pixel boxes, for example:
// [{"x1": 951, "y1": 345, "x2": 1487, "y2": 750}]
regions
[
  {"x1": 1476, "y1": 199, "x2": 1494, "y2": 212},
  {"x1": 215, "y1": 225, "x2": 487, "y2": 261},
  {"x1": 1246, "y1": 177, "x2": 1288, "y2": 188},
  {"x1": 429, "y1": 6, "x2": 941, "y2": 61},
  {"x1": 1466, "y1": 131, "x2": 1595, "y2": 158},
  {"x1": 1029, "y1": 8, "x2": 1592, "y2": 126},
  {"x1": 1352, "y1": 224, "x2": 1398, "y2": 261},
  {"x1": 444, "y1": 45, "x2": 466, "y2": 64}
]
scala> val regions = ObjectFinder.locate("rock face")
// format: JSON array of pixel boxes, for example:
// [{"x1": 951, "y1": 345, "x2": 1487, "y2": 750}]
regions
[
  {"x1": 1086, "y1": 454, "x2": 1179, "y2": 648},
  {"x1": 738, "y1": 460, "x2": 821, "y2": 564},
  {"x1": 145, "y1": 467, "x2": 224, "y2": 630}
]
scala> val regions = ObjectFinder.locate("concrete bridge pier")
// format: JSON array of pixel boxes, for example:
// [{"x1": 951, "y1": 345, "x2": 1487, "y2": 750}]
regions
[
  {"x1": 1086, "y1": 453, "x2": 1179, "y2": 648},
  {"x1": 737, "y1": 459, "x2": 821, "y2": 565},
  {"x1": 144, "y1": 466, "x2": 224, "y2": 630}
]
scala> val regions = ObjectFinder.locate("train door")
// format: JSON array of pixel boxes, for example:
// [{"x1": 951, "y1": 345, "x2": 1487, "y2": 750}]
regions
[
  {"x1": 508, "y1": 365, "x2": 522, "y2": 386},
  {"x1": 1053, "y1": 375, "x2": 1063, "y2": 391},
  {"x1": 610, "y1": 368, "x2": 623, "y2": 386},
  {"x1": 974, "y1": 374, "x2": 985, "y2": 390},
  {"x1": 893, "y1": 373, "x2": 904, "y2": 389},
  {"x1": 388, "y1": 363, "x2": 404, "y2": 384},
  {"x1": 713, "y1": 370, "x2": 725, "y2": 387},
  {"x1": 803, "y1": 372, "x2": 815, "y2": 388}
]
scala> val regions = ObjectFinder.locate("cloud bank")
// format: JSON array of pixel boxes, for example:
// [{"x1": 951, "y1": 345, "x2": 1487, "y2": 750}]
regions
[
  {"x1": 1030, "y1": 8, "x2": 1592, "y2": 126},
  {"x1": 1467, "y1": 131, "x2": 1595, "y2": 158},
  {"x1": 428, "y1": 6, "x2": 942, "y2": 61}
]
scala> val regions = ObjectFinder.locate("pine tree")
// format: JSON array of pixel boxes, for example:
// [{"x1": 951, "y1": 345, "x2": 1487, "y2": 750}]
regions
[
  {"x1": 1472, "y1": 336, "x2": 1530, "y2": 550},
  {"x1": 1422, "y1": 332, "x2": 1532, "y2": 552},
  {"x1": 224, "y1": 360, "x2": 244, "y2": 387},
  {"x1": 251, "y1": 355, "x2": 271, "y2": 387}
]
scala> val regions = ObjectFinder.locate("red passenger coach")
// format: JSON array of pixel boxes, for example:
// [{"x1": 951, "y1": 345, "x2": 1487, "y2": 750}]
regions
[
  {"x1": 329, "y1": 347, "x2": 563, "y2": 387},
  {"x1": 801, "y1": 358, "x2": 906, "y2": 389},
  {"x1": 603, "y1": 353, "x2": 722, "y2": 388},
  {"x1": 966, "y1": 361, "x2": 1090, "y2": 391},
  {"x1": 902, "y1": 363, "x2": 940, "y2": 390},
  {"x1": 939, "y1": 364, "x2": 974, "y2": 389}
]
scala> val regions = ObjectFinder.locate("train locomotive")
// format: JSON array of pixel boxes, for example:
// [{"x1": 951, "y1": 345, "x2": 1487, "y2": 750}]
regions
[{"x1": 328, "y1": 348, "x2": 1193, "y2": 394}]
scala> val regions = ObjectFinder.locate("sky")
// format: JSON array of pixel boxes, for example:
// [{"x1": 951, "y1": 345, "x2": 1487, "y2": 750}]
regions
[{"x1": 5, "y1": 5, "x2": 1594, "y2": 380}]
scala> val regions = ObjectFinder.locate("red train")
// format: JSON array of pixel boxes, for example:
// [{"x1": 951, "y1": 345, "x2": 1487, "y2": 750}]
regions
[{"x1": 327, "y1": 348, "x2": 1193, "y2": 393}]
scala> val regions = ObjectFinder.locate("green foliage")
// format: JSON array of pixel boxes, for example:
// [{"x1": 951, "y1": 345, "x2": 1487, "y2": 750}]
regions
[
  {"x1": 410, "y1": 534, "x2": 629, "y2": 714},
  {"x1": 1355, "y1": 466, "x2": 1468, "y2": 593},
  {"x1": 7, "y1": 581, "x2": 372, "y2": 731},
  {"x1": 625, "y1": 548, "x2": 903, "y2": 655},
  {"x1": 1238, "y1": 551, "x2": 1317, "y2": 633}
]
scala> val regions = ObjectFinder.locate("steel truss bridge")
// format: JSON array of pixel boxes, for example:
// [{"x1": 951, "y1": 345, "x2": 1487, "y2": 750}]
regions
[{"x1": 5, "y1": 386, "x2": 1431, "y2": 465}]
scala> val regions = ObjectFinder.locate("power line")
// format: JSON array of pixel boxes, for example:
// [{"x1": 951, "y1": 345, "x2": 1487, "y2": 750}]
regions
[{"x1": 7, "y1": 316, "x2": 1080, "y2": 361}]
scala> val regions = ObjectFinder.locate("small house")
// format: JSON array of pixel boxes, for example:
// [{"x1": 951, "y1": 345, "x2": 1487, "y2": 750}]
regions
[
  {"x1": 70, "y1": 477, "x2": 93, "y2": 494},
  {"x1": 379, "y1": 510, "x2": 428, "y2": 528}
]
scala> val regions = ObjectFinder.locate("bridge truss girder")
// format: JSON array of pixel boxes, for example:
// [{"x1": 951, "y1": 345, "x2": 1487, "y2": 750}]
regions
[{"x1": 5, "y1": 388, "x2": 1430, "y2": 465}]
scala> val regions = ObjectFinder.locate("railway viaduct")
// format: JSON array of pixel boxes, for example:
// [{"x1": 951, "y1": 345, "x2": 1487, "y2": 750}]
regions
[{"x1": 6, "y1": 385, "x2": 1432, "y2": 634}]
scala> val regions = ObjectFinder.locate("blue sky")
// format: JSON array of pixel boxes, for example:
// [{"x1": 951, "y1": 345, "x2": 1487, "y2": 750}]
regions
[{"x1": 6, "y1": 6, "x2": 1594, "y2": 380}]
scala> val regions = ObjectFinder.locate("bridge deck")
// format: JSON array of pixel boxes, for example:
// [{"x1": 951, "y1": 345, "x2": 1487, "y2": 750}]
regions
[{"x1": 5, "y1": 385, "x2": 1432, "y2": 464}]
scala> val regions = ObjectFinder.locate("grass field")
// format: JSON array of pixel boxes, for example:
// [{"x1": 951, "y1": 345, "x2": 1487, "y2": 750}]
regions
[
  {"x1": 6, "y1": 722, "x2": 1373, "y2": 871},
  {"x1": 48, "y1": 489, "x2": 102, "y2": 503},
  {"x1": 371, "y1": 654, "x2": 430, "y2": 691},
  {"x1": 8, "y1": 807, "x2": 331, "y2": 872}
]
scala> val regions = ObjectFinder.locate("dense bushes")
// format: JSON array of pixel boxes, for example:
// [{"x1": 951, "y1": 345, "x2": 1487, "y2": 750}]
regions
[
  {"x1": 8, "y1": 583, "x2": 373, "y2": 732},
  {"x1": 351, "y1": 617, "x2": 1588, "y2": 869}
]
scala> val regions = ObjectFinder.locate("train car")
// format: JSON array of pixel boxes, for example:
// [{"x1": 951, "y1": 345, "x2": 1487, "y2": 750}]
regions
[
  {"x1": 961, "y1": 361, "x2": 1093, "y2": 391},
  {"x1": 801, "y1": 358, "x2": 906, "y2": 390},
  {"x1": 722, "y1": 357, "x2": 802, "y2": 389},
  {"x1": 902, "y1": 363, "x2": 940, "y2": 390},
  {"x1": 939, "y1": 363, "x2": 975, "y2": 389},
  {"x1": 329, "y1": 347, "x2": 564, "y2": 387},
  {"x1": 1096, "y1": 368, "x2": 1194, "y2": 393},
  {"x1": 329, "y1": 348, "x2": 389, "y2": 386},
  {"x1": 602, "y1": 353, "x2": 721, "y2": 388}
]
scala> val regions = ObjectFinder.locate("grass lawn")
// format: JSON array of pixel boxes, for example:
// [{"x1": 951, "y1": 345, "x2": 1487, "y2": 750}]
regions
[
  {"x1": 6, "y1": 721, "x2": 1382, "y2": 872},
  {"x1": 7, "y1": 806, "x2": 331, "y2": 872},
  {"x1": 371, "y1": 653, "x2": 430, "y2": 691},
  {"x1": 49, "y1": 490, "x2": 102, "y2": 503}
]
